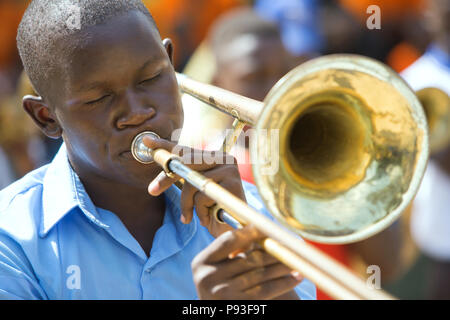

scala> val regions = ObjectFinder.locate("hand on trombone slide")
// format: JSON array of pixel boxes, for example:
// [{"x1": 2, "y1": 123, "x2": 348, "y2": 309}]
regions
[
  {"x1": 191, "y1": 225, "x2": 303, "y2": 300},
  {"x1": 142, "y1": 134, "x2": 303, "y2": 300},
  {"x1": 143, "y1": 134, "x2": 240, "y2": 238}
]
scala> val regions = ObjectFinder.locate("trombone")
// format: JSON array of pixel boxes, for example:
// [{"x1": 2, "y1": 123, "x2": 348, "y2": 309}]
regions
[{"x1": 131, "y1": 54, "x2": 430, "y2": 300}]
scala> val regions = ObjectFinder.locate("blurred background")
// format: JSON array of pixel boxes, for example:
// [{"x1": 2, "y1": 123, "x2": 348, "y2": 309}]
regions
[{"x1": 0, "y1": 0, "x2": 448, "y2": 299}]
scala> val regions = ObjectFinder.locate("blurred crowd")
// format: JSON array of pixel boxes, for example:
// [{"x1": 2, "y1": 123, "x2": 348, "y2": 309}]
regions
[{"x1": 0, "y1": 0, "x2": 449, "y2": 299}]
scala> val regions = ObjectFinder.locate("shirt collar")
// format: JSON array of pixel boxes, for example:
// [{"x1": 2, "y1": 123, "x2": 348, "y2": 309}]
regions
[{"x1": 39, "y1": 144, "x2": 109, "y2": 237}]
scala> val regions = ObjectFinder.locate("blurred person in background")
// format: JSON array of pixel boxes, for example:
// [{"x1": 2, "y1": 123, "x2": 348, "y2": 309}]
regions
[
  {"x1": 401, "y1": 0, "x2": 449, "y2": 93},
  {"x1": 250, "y1": 0, "x2": 428, "y2": 73},
  {"x1": 253, "y1": 0, "x2": 323, "y2": 61},
  {"x1": 180, "y1": 0, "x2": 322, "y2": 149},
  {"x1": 316, "y1": 1, "x2": 363, "y2": 56},
  {"x1": 337, "y1": 0, "x2": 427, "y2": 65},
  {"x1": 0, "y1": 143, "x2": 15, "y2": 190},
  {"x1": 0, "y1": 0, "x2": 61, "y2": 186},
  {"x1": 0, "y1": 71, "x2": 55, "y2": 183},
  {"x1": 254, "y1": 0, "x2": 428, "y2": 70},
  {"x1": 142, "y1": 0, "x2": 250, "y2": 70},
  {"x1": 0, "y1": 0, "x2": 28, "y2": 98},
  {"x1": 181, "y1": 6, "x2": 416, "y2": 300},
  {"x1": 400, "y1": 0, "x2": 450, "y2": 299},
  {"x1": 0, "y1": 0, "x2": 34, "y2": 186},
  {"x1": 207, "y1": 7, "x2": 298, "y2": 183}
]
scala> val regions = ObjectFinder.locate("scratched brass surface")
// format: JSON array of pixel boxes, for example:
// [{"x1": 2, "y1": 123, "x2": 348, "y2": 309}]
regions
[{"x1": 252, "y1": 54, "x2": 429, "y2": 244}]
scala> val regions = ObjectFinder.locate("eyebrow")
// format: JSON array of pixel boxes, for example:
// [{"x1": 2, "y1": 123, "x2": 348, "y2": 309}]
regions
[{"x1": 77, "y1": 81, "x2": 105, "y2": 93}]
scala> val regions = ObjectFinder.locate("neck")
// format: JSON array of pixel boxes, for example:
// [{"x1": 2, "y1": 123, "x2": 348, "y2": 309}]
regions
[{"x1": 73, "y1": 164, "x2": 166, "y2": 232}]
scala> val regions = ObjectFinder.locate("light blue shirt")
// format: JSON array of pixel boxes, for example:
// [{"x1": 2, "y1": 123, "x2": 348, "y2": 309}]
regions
[{"x1": 0, "y1": 145, "x2": 316, "y2": 300}]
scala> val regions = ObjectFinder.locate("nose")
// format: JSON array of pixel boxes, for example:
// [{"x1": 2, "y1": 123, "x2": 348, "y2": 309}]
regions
[{"x1": 116, "y1": 90, "x2": 156, "y2": 129}]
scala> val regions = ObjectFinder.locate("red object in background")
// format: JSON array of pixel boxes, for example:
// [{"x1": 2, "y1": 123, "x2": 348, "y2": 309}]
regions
[
  {"x1": 237, "y1": 148, "x2": 351, "y2": 300},
  {"x1": 386, "y1": 42, "x2": 422, "y2": 73},
  {"x1": 0, "y1": 1, "x2": 29, "y2": 68},
  {"x1": 339, "y1": 0, "x2": 425, "y2": 22},
  {"x1": 304, "y1": 241, "x2": 351, "y2": 300},
  {"x1": 236, "y1": 148, "x2": 255, "y2": 184}
]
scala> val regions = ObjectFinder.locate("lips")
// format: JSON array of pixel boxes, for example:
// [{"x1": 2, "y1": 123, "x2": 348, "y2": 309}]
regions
[
  {"x1": 120, "y1": 151, "x2": 134, "y2": 159},
  {"x1": 119, "y1": 129, "x2": 170, "y2": 160}
]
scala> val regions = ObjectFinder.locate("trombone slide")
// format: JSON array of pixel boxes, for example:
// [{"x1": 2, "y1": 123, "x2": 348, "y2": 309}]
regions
[{"x1": 152, "y1": 147, "x2": 395, "y2": 300}]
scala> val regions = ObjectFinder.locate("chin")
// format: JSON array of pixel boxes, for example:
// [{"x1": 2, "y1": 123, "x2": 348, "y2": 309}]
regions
[{"x1": 116, "y1": 160, "x2": 163, "y2": 190}]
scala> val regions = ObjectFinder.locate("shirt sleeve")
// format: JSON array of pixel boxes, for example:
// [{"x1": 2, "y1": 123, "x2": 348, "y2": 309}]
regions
[
  {"x1": 294, "y1": 278, "x2": 317, "y2": 300},
  {"x1": 0, "y1": 234, "x2": 47, "y2": 300}
]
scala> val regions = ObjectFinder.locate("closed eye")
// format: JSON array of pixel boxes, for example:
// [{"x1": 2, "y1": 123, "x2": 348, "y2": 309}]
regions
[
  {"x1": 139, "y1": 73, "x2": 161, "y2": 85},
  {"x1": 86, "y1": 94, "x2": 111, "y2": 105}
]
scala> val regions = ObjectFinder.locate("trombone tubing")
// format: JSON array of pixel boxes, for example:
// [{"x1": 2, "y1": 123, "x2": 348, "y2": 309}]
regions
[
  {"x1": 176, "y1": 73, "x2": 263, "y2": 124},
  {"x1": 152, "y1": 148, "x2": 394, "y2": 300}
]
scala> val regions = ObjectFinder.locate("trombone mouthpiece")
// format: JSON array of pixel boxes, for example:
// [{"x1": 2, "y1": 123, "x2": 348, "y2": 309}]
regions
[{"x1": 130, "y1": 131, "x2": 160, "y2": 164}]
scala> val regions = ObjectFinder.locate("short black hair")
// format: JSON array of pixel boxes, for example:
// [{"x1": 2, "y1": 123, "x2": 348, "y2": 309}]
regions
[
  {"x1": 208, "y1": 7, "x2": 281, "y2": 58},
  {"x1": 17, "y1": 0, "x2": 157, "y2": 100}
]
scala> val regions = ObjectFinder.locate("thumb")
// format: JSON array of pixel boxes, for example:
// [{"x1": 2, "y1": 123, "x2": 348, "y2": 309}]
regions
[
  {"x1": 148, "y1": 171, "x2": 179, "y2": 196},
  {"x1": 143, "y1": 134, "x2": 177, "y2": 152}
]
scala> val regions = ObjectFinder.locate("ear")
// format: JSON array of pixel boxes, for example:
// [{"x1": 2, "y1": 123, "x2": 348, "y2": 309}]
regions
[
  {"x1": 23, "y1": 95, "x2": 62, "y2": 139},
  {"x1": 162, "y1": 38, "x2": 174, "y2": 65}
]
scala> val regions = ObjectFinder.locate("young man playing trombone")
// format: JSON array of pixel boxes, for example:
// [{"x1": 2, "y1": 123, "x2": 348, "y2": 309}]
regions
[{"x1": 0, "y1": 0, "x2": 315, "y2": 300}]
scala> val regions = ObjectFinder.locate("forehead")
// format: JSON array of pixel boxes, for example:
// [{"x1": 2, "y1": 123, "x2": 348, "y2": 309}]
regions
[{"x1": 61, "y1": 11, "x2": 164, "y2": 92}]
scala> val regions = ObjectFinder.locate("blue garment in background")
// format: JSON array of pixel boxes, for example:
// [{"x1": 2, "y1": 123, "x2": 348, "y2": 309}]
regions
[{"x1": 255, "y1": 0, "x2": 323, "y2": 56}]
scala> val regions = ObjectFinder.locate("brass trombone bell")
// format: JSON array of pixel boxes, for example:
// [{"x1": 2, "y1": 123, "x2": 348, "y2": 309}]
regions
[{"x1": 177, "y1": 54, "x2": 429, "y2": 245}]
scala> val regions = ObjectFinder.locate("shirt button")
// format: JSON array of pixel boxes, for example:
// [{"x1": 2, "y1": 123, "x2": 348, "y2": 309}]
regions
[{"x1": 145, "y1": 268, "x2": 151, "y2": 273}]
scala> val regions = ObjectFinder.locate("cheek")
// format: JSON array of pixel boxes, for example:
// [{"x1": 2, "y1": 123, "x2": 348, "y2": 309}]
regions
[
  {"x1": 60, "y1": 113, "x2": 112, "y2": 166},
  {"x1": 177, "y1": 105, "x2": 184, "y2": 130},
  {"x1": 163, "y1": 79, "x2": 184, "y2": 129}
]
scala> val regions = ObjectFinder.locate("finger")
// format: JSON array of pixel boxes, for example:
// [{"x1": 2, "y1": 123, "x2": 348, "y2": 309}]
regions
[
  {"x1": 193, "y1": 191, "x2": 216, "y2": 227},
  {"x1": 218, "y1": 249, "x2": 279, "y2": 276},
  {"x1": 191, "y1": 168, "x2": 228, "y2": 227},
  {"x1": 143, "y1": 136, "x2": 181, "y2": 196},
  {"x1": 231, "y1": 263, "x2": 298, "y2": 291},
  {"x1": 143, "y1": 135, "x2": 177, "y2": 152},
  {"x1": 199, "y1": 165, "x2": 246, "y2": 204},
  {"x1": 148, "y1": 171, "x2": 179, "y2": 196},
  {"x1": 144, "y1": 136, "x2": 224, "y2": 195},
  {"x1": 196, "y1": 225, "x2": 265, "y2": 264},
  {"x1": 243, "y1": 273, "x2": 303, "y2": 300},
  {"x1": 181, "y1": 165, "x2": 243, "y2": 225},
  {"x1": 201, "y1": 164, "x2": 242, "y2": 182},
  {"x1": 180, "y1": 182, "x2": 198, "y2": 224}
]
